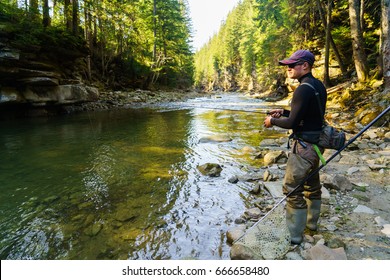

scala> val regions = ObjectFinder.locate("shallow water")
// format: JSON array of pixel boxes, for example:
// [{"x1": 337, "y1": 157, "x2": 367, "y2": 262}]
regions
[{"x1": 0, "y1": 93, "x2": 280, "y2": 260}]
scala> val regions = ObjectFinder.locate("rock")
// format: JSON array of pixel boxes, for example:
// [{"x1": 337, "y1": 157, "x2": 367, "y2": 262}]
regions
[
  {"x1": 114, "y1": 210, "x2": 138, "y2": 222},
  {"x1": 230, "y1": 243, "x2": 256, "y2": 260},
  {"x1": 353, "y1": 205, "x2": 375, "y2": 214},
  {"x1": 244, "y1": 208, "x2": 262, "y2": 219},
  {"x1": 381, "y1": 224, "x2": 390, "y2": 238},
  {"x1": 327, "y1": 238, "x2": 346, "y2": 249},
  {"x1": 198, "y1": 135, "x2": 232, "y2": 143},
  {"x1": 303, "y1": 244, "x2": 347, "y2": 260},
  {"x1": 259, "y1": 139, "x2": 279, "y2": 147},
  {"x1": 285, "y1": 252, "x2": 303, "y2": 260},
  {"x1": 249, "y1": 183, "x2": 263, "y2": 195},
  {"x1": 228, "y1": 176, "x2": 239, "y2": 184},
  {"x1": 374, "y1": 216, "x2": 389, "y2": 227},
  {"x1": 325, "y1": 175, "x2": 353, "y2": 191},
  {"x1": 263, "y1": 182, "x2": 283, "y2": 198},
  {"x1": 197, "y1": 163, "x2": 222, "y2": 177},
  {"x1": 263, "y1": 151, "x2": 286, "y2": 166},
  {"x1": 226, "y1": 225, "x2": 246, "y2": 244},
  {"x1": 84, "y1": 222, "x2": 103, "y2": 237}
]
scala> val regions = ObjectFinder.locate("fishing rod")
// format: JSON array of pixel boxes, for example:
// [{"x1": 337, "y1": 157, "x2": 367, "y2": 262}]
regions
[
  {"x1": 234, "y1": 104, "x2": 390, "y2": 243},
  {"x1": 180, "y1": 105, "x2": 271, "y2": 114}
]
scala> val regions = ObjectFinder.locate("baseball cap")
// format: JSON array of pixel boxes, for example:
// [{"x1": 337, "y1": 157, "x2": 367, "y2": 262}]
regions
[{"x1": 279, "y1": 50, "x2": 315, "y2": 66}]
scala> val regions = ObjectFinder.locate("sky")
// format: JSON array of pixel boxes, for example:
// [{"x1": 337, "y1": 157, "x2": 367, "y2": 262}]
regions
[{"x1": 187, "y1": 0, "x2": 241, "y2": 51}]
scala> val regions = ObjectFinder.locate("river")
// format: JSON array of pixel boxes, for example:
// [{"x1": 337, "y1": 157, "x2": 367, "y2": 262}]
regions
[{"x1": 0, "y1": 93, "x2": 280, "y2": 260}]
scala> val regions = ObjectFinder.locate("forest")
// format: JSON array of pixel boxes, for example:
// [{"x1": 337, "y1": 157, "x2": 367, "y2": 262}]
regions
[
  {"x1": 195, "y1": 0, "x2": 389, "y2": 93},
  {"x1": 0, "y1": 0, "x2": 389, "y2": 94}
]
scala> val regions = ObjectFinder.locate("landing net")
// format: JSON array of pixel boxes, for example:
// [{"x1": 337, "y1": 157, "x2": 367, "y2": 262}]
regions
[{"x1": 234, "y1": 202, "x2": 290, "y2": 260}]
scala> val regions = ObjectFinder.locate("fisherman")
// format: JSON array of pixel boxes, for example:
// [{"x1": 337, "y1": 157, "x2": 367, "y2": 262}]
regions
[{"x1": 263, "y1": 50, "x2": 327, "y2": 244}]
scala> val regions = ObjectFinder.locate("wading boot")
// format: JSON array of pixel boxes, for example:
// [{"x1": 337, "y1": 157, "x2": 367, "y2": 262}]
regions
[
  {"x1": 306, "y1": 199, "x2": 321, "y2": 231},
  {"x1": 286, "y1": 206, "x2": 307, "y2": 244}
]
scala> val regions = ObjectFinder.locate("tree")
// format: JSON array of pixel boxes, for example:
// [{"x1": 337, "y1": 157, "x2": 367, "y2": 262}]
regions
[
  {"x1": 348, "y1": 0, "x2": 369, "y2": 82},
  {"x1": 42, "y1": 0, "x2": 51, "y2": 27},
  {"x1": 382, "y1": 0, "x2": 390, "y2": 89}
]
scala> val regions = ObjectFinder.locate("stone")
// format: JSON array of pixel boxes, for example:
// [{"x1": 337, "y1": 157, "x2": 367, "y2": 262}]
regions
[
  {"x1": 197, "y1": 163, "x2": 222, "y2": 177},
  {"x1": 263, "y1": 182, "x2": 283, "y2": 198},
  {"x1": 245, "y1": 208, "x2": 262, "y2": 219},
  {"x1": 198, "y1": 135, "x2": 232, "y2": 143},
  {"x1": 353, "y1": 205, "x2": 375, "y2": 214},
  {"x1": 303, "y1": 244, "x2": 347, "y2": 260},
  {"x1": 228, "y1": 176, "x2": 239, "y2": 184},
  {"x1": 226, "y1": 225, "x2": 246, "y2": 244},
  {"x1": 230, "y1": 243, "x2": 256, "y2": 260},
  {"x1": 374, "y1": 216, "x2": 389, "y2": 227},
  {"x1": 263, "y1": 151, "x2": 286, "y2": 166},
  {"x1": 381, "y1": 224, "x2": 390, "y2": 238}
]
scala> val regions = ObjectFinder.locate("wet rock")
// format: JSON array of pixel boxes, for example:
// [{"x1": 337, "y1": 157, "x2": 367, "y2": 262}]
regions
[
  {"x1": 228, "y1": 175, "x2": 239, "y2": 184},
  {"x1": 197, "y1": 163, "x2": 222, "y2": 177},
  {"x1": 230, "y1": 243, "x2": 256, "y2": 260},
  {"x1": 84, "y1": 222, "x2": 103, "y2": 237},
  {"x1": 114, "y1": 209, "x2": 139, "y2": 222},
  {"x1": 249, "y1": 182, "x2": 264, "y2": 195},
  {"x1": 198, "y1": 135, "x2": 232, "y2": 143},
  {"x1": 226, "y1": 225, "x2": 246, "y2": 244}
]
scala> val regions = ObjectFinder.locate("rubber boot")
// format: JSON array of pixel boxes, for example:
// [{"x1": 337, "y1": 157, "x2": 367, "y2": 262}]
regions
[
  {"x1": 306, "y1": 199, "x2": 321, "y2": 231},
  {"x1": 286, "y1": 206, "x2": 307, "y2": 244}
]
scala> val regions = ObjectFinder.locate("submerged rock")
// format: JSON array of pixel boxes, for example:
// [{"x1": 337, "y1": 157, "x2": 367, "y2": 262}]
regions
[{"x1": 197, "y1": 163, "x2": 222, "y2": 177}]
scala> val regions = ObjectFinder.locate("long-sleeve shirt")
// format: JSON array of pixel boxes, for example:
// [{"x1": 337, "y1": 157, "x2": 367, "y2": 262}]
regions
[{"x1": 271, "y1": 73, "x2": 327, "y2": 133}]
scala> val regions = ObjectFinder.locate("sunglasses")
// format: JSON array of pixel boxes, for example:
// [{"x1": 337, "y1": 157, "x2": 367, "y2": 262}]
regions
[{"x1": 287, "y1": 61, "x2": 305, "y2": 68}]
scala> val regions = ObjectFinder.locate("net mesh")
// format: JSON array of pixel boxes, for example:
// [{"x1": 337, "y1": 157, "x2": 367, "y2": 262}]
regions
[{"x1": 234, "y1": 202, "x2": 291, "y2": 260}]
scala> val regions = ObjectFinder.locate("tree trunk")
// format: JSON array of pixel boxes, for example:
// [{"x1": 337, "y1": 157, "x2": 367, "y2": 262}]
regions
[
  {"x1": 84, "y1": 0, "x2": 92, "y2": 81},
  {"x1": 42, "y1": 0, "x2": 51, "y2": 27},
  {"x1": 153, "y1": 0, "x2": 157, "y2": 62},
  {"x1": 324, "y1": 0, "x2": 332, "y2": 87},
  {"x1": 64, "y1": 0, "x2": 72, "y2": 31},
  {"x1": 72, "y1": 0, "x2": 79, "y2": 36},
  {"x1": 382, "y1": 0, "x2": 390, "y2": 89},
  {"x1": 348, "y1": 0, "x2": 369, "y2": 82},
  {"x1": 28, "y1": 0, "x2": 39, "y2": 20},
  {"x1": 316, "y1": 0, "x2": 348, "y2": 76}
]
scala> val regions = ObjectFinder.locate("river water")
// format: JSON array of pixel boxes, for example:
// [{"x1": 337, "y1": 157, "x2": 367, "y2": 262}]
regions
[{"x1": 0, "y1": 93, "x2": 280, "y2": 260}]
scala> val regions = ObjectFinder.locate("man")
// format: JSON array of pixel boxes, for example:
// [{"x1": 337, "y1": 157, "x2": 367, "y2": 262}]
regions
[{"x1": 264, "y1": 50, "x2": 327, "y2": 244}]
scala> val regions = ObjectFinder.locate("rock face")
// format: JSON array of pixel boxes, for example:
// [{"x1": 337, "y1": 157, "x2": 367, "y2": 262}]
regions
[{"x1": 0, "y1": 27, "x2": 98, "y2": 118}]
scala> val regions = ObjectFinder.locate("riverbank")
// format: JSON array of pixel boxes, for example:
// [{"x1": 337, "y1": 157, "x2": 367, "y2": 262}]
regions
[{"x1": 224, "y1": 84, "x2": 390, "y2": 260}]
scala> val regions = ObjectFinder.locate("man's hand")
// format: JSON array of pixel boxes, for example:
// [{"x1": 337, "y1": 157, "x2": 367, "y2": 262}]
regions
[
  {"x1": 264, "y1": 115, "x2": 273, "y2": 128},
  {"x1": 268, "y1": 109, "x2": 283, "y2": 118}
]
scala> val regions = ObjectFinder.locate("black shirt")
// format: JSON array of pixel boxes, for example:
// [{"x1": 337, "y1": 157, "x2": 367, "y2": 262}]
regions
[{"x1": 271, "y1": 73, "x2": 327, "y2": 133}]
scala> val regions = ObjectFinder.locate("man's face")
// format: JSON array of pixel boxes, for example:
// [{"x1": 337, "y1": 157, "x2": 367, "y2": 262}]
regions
[{"x1": 286, "y1": 61, "x2": 308, "y2": 79}]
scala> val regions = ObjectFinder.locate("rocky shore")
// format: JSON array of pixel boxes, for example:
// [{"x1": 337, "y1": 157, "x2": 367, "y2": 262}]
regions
[{"x1": 225, "y1": 125, "x2": 390, "y2": 260}]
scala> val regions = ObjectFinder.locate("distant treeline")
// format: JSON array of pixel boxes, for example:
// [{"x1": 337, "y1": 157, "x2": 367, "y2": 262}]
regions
[
  {"x1": 194, "y1": 0, "x2": 389, "y2": 92},
  {"x1": 1, "y1": 1, "x2": 389, "y2": 92}
]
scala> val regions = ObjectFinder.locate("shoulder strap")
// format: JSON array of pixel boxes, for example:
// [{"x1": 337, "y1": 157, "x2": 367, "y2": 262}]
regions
[{"x1": 300, "y1": 82, "x2": 324, "y2": 122}]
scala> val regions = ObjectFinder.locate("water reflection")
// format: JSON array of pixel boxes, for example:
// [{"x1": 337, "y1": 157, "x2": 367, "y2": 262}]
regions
[{"x1": 0, "y1": 94, "x2": 279, "y2": 260}]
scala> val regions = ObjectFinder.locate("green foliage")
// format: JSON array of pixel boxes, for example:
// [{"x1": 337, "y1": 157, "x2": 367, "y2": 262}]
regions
[
  {"x1": 193, "y1": 0, "x2": 382, "y2": 92},
  {"x1": 1, "y1": 0, "x2": 194, "y2": 90}
]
